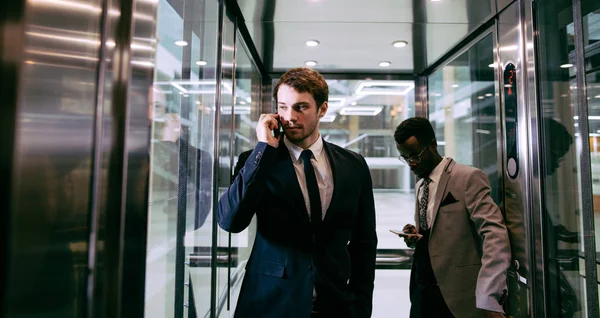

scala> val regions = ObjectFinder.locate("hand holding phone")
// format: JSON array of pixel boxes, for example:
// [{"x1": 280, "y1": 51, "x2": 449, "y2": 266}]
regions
[
  {"x1": 396, "y1": 224, "x2": 422, "y2": 248},
  {"x1": 257, "y1": 114, "x2": 282, "y2": 148}
]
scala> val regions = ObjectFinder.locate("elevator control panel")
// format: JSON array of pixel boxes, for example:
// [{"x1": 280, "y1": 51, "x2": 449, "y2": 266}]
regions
[{"x1": 504, "y1": 63, "x2": 519, "y2": 179}]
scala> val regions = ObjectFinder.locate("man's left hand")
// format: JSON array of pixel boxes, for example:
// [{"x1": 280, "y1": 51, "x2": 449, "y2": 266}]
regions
[{"x1": 483, "y1": 310, "x2": 505, "y2": 318}]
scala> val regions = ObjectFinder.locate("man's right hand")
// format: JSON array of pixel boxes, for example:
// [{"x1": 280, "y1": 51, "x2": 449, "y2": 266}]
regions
[
  {"x1": 402, "y1": 224, "x2": 422, "y2": 247},
  {"x1": 257, "y1": 114, "x2": 282, "y2": 148}
]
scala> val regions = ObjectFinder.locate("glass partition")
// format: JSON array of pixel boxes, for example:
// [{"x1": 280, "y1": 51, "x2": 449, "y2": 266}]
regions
[
  {"x1": 427, "y1": 33, "x2": 501, "y2": 202},
  {"x1": 218, "y1": 30, "x2": 263, "y2": 317},
  {"x1": 145, "y1": 0, "x2": 220, "y2": 316},
  {"x1": 535, "y1": 0, "x2": 587, "y2": 316},
  {"x1": 579, "y1": 0, "x2": 600, "y2": 305}
]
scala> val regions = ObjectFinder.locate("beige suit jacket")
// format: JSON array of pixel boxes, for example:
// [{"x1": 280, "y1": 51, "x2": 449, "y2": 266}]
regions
[{"x1": 412, "y1": 158, "x2": 511, "y2": 317}]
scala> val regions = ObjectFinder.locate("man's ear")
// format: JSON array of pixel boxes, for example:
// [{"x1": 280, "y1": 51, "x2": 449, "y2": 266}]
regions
[
  {"x1": 430, "y1": 139, "x2": 438, "y2": 149},
  {"x1": 318, "y1": 101, "x2": 328, "y2": 118}
]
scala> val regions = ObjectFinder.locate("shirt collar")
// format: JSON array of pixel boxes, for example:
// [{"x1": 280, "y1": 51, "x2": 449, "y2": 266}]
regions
[
  {"x1": 428, "y1": 157, "x2": 448, "y2": 184},
  {"x1": 284, "y1": 134, "x2": 324, "y2": 163}
]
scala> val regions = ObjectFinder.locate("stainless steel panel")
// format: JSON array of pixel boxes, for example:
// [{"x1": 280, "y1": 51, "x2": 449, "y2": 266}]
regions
[
  {"x1": 1, "y1": 0, "x2": 156, "y2": 316},
  {"x1": 497, "y1": 1, "x2": 532, "y2": 317},
  {"x1": 521, "y1": 0, "x2": 547, "y2": 317},
  {"x1": 3, "y1": 0, "x2": 105, "y2": 316}
]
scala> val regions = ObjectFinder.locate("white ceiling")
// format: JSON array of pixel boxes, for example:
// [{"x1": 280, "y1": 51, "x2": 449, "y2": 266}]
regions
[{"x1": 236, "y1": 0, "x2": 495, "y2": 72}]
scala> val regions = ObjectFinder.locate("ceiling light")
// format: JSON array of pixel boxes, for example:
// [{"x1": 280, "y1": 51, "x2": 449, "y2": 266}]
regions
[
  {"x1": 452, "y1": 84, "x2": 459, "y2": 88},
  {"x1": 351, "y1": 102, "x2": 357, "y2": 105},
  {"x1": 175, "y1": 40, "x2": 188, "y2": 46},
  {"x1": 328, "y1": 97, "x2": 347, "y2": 107},
  {"x1": 485, "y1": 93, "x2": 493, "y2": 97},
  {"x1": 477, "y1": 96, "x2": 484, "y2": 99},
  {"x1": 488, "y1": 63, "x2": 497, "y2": 68},
  {"x1": 560, "y1": 63, "x2": 574, "y2": 68},
  {"x1": 196, "y1": 60, "x2": 207, "y2": 66},
  {"x1": 595, "y1": 94, "x2": 600, "y2": 99},
  {"x1": 430, "y1": 0, "x2": 442, "y2": 2},
  {"x1": 392, "y1": 40, "x2": 408, "y2": 48},
  {"x1": 305, "y1": 40, "x2": 320, "y2": 47},
  {"x1": 305, "y1": 60, "x2": 317, "y2": 66},
  {"x1": 355, "y1": 81, "x2": 414, "y2": 96},
  {"x1": 340, "y1": 106, "x2": 384, "y2": 116},
  {"x1": 379, "y1": 61, "x2": 391, "y2": 67},
  {"x1": 320, "y1": 114, "x2": 337, "y2": 123}
]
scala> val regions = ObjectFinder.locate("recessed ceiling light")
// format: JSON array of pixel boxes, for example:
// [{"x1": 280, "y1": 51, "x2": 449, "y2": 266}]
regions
[
  {"x1": 175, "y1": 40, "x2": 188, "y2": 46},
  {"x1": 477, "y1": 96, "x2": 484, "y2": 99},
  {"x1": 560, "y1": 63, "x2": 574, "y2": 68},
  {"x1": 485, "y1": 93, "x2": 493, "y2": 97},
  {"x1": 351, "y1": 102, "x2": 357, "y2": 105},
  {"x1": 305, "y1": 60, "x2": 317, "y2": 66},
  {"x1": 379, "y1": 61, "x2": 391, "y2": 67},
  {"x1": 392, "y1": 40, "x2": 408, "y2": 48},
  {"x1": 488, "y1": 63, "x2": 497, "y2": 68},
  {"x1": 305, "y1": 40, "x2": 320, "y2": 47},
  {"x1": 452, "y1": 84, "x2": 459, "y2": 88},
  {"x1": 196, "y1": 60, "x2": 207, "y2": 66}
]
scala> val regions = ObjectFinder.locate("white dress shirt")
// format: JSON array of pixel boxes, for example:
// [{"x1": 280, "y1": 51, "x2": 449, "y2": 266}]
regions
[
  {"x1": 284, "y1": 135, "x2": 334, "y2": 220},
  {"x1": 416, "y1": 157, "x2": 448, "y2": 229}
]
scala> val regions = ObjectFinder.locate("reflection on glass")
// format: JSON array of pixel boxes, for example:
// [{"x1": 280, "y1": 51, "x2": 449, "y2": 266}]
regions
[
  {"x1": 215, "y1": 9, "x2": 235, "y2": 317},
  {"x1": 145, "y1": 0, "x2": 219, "y2": 317},
  {"x1": 537, "y1": 0, "x2": 585, "y2": 316},
  {"x1": 428, "y1": 33, "x2": 500, "y2": 203}
]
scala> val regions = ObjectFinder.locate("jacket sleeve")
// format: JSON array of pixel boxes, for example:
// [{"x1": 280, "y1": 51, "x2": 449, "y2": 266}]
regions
[
  {"x1": 465, "y1": 168, "x2": 511, "y2": 313},
  {"x1": 217, "y1": 142, "x2": 278, "y2": 233},
  {"x1": 348, "y1": 157, "x2": 378, "y2": 318}
]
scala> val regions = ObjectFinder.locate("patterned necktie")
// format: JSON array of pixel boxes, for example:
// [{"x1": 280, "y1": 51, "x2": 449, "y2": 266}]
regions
[
  {"x1": 301, "y1": 150, "x2": 322, "y2": 227},
  {"x1": 419, "y1": 178, "x2": 432, "y2": 231}
]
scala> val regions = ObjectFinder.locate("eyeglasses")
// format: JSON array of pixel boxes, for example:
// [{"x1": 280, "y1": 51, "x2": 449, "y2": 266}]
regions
[{"x1": 398, "y1": 144, "x2": 429, "y2": 165}]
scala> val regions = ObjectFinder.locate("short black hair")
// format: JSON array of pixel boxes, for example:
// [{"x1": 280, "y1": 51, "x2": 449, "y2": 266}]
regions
[{"x1": 394, "y1": 117, "x2": 436, "y2": 145}]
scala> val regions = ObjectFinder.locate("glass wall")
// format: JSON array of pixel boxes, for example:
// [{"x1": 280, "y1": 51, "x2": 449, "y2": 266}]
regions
[
  {"x1": 427, "y1": 33, "x2": 501, "y2": 202},
  {"x1": 580, "y1": 0, "x2": 600, "y2": 273},
  {"x1": 145, "y1": 1, "x2": 262, "y2": 317},
  {"x1": 145, "y1": 0, "x2": 219, "y2": 316},
  {"x1": 217, "y1": 31, "x2": 263, "y2": 317},
  {"x1": 535, "y1": 0, "x2": 599, "y2": 316}
]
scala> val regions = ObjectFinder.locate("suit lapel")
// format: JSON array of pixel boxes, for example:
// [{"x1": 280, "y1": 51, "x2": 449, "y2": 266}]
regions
[
  {"x1": 270, "y1": 144, "x2": 311, "y2": 225},
  {"x1": 322, "y1": 141, "x2": 341, "y2": 224},
  {"x1": 430, "y1": 159, "x2": 454, "y2": 233}
]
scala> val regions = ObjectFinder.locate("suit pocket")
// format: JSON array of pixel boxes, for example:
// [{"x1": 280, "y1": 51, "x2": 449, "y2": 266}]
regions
[{"x1": 250, "y1": 260, "x2": 286, "y2": 278}]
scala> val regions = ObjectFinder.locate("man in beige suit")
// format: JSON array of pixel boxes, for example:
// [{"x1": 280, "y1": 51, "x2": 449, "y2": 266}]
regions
[{"x1": 394, "y1": 117, "x2": 511, "y2": 318}]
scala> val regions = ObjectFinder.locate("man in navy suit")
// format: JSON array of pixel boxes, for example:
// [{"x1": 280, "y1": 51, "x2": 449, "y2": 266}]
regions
[{"x1": 217, "y1": 67, "x2": 378, "y2": 317}]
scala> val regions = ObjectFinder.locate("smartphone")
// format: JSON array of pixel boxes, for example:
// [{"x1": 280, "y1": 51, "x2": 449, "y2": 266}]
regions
[
  {"x1": 389, "y1": 229, "x2": 413, "y2": 237},
  {"x1": 272, "y1": 117, "x2": 283, "y2": 138}
]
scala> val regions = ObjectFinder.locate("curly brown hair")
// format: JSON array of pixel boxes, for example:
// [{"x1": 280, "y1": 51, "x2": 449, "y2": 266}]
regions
[{"x1": 273, "y1": 67, "x2": 329, "y2": 108}]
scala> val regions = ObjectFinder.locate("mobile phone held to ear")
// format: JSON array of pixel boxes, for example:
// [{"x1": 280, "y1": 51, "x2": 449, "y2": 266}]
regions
[{"x1": 273, "y1": 117, "x2": 283, "y2": 138}]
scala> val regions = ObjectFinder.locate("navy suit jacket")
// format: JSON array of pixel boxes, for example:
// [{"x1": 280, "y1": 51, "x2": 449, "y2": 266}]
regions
[{"x1": 218, "y1": 140, "x2": 378, "y2": 318}]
